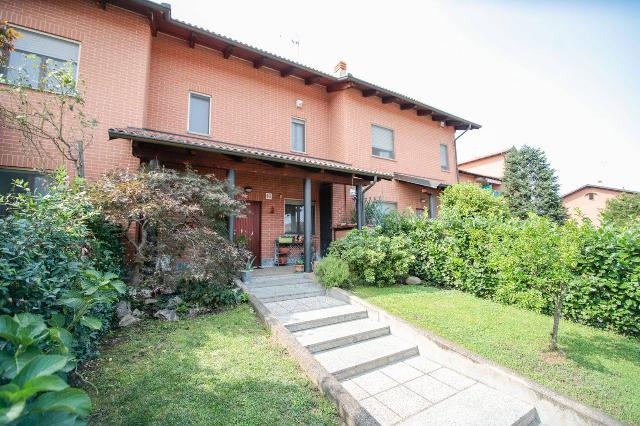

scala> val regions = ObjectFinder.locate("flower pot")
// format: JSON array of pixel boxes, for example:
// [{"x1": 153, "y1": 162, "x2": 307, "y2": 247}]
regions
[
  {"x1": 240, "y1": 270, "x2": 252, "y2": 283},
  {"x1": 294, "y1": 264, "x2": 304, "y2": 273}
]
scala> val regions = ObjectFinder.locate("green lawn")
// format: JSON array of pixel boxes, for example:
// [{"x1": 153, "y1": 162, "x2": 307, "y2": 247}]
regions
[
  {"x1": 353, "y1": 286, "x2": 640, "y2": 425},
  {"x1": 82, "y1": 305, "x2": 338, "y2": 426}
]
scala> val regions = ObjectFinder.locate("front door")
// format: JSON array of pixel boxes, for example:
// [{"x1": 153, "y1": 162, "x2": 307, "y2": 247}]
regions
[
  {"x1": 235, "y1": 201, "x2": 261, "y2": 267},
  {"x1": 319, "y1": 183, "x2": 333, "y2": 257}
]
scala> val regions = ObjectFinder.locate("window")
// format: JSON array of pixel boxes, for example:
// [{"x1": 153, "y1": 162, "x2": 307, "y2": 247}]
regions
[
  {"x1": 284, "y1": 200, "x2": 315, "y2": 234},
  {"x1": 188, "y1": 92, "x2": 211, "y2": 135},
  {"x1": 371, "y1": 125, "x2": 395, "y2": 159},
  {"x1": 291, "y1": 118, "x2": 305, "y2": 152},
  {"x1": 415, "y1": 208, "x2": 425, "y2": 217},
  {"x1": 379, "y1": 201, "x2": 397, "y2": 214},
  {"x1": 0, "y1": 168, "x2": 48, "y2": 215},
  {"x1": 587, "y1": 192, "x2": 596, "y2": 201},
  {"x1": 440, "y1": 144, "x2": 450, "y2": 171},
  {"x1": 4, "y1": 27, "x2": 79, "y2": 92}
]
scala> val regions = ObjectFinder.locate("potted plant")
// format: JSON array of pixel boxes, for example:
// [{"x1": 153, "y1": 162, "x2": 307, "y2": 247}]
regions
[
  {"x1": 294, "y1": 256, "x2": 304, "y2": 273},
  {"x1": 241, "y1": 255, "x2": 256, "y2": 283}
]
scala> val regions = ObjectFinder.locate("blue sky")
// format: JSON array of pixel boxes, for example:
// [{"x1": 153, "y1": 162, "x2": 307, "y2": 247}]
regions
[{"x1": 170, "y1": 0, "x2": 640, "y2": 193}]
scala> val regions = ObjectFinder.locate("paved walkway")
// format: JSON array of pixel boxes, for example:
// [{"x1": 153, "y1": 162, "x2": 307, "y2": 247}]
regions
[{"x1": 244, "y1": 272, "x2": 538, "y2": 426}]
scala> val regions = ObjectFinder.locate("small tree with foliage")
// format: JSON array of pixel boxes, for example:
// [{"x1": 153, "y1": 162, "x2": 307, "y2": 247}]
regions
[
  {"x1": 502, "y1": 146, "x2": 566, "y2": 223},
  {"x1": 0, "y1": 27, "x2": 96, "y2": 177},
  {"x1": 600, "y1": 192, "x2": 640, "y2": 226},
  {"x1": 91, "y1": 167, "x2": 246, "y2": 291}
]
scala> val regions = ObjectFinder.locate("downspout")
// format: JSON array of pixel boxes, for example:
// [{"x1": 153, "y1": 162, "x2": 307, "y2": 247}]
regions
[
  {"x1": 360, "y1": 176, "x2": 379, "y2": 226},
  {"x1": 453, "y1": 124, "x2": 472, "y2": 183}
]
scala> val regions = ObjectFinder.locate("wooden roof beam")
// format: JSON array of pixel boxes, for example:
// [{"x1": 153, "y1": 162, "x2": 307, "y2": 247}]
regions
[
  {"x1": 362, "y1": 89, "x2": 379, "y2": 97},
  {"x1": 400, "y1": 103, "x2": 415, "y2": 110},
  {"x1": 431, "y1": 114, "x2": 447, "y2": 121},
  {"x1": 222, "y1": 45, "x2": 234, "y2": 59},
  {"x1": 381, "y1": 96, "x2": 396, "y2": 104},
  {"x1": 253, "y1": 56, "x2": 266, "y2": 69},
  {"x1": 417, "y1": 109, "x2": 433, "y2": 116},
  {"x1": 280, "y1": 66, "x2": 296, "y2": 77},
  {"x1": 188, "y1": 32, "x2": 197, "y2": 48},
  {"x1": 326, "y1": 81, "x2": 355, "y2": 93},
  {"x1": 305, "y1": 76, "x2": 321, "y2": 85}
]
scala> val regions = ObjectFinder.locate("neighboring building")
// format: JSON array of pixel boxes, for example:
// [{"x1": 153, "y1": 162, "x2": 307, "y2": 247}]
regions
[
  {"x1": 0, "y1": 0, "x2": 480, "y2": 268},
  {"x1": 457, "y1": 148, "x2": 513, "y2": 193},
  {"x1": 562, "y1": 184, "x2": 637, "y2": 226}
]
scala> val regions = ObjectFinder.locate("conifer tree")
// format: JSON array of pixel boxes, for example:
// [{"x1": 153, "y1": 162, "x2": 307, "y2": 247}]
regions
[{"x1": 502, "y1": 146, "x2": 566, "y2": 222}]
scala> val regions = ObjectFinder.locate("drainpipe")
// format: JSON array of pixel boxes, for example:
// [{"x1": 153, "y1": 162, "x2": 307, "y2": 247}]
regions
[
  {"x1": 303, "y1": 177, "x2": 312, "y2": 272},
  {"x1": 227, "y1": 169, "x2": 236, "y2": 241},
  {"x1": 359, "y1": 176, "x2": 378, "y2": 227},
  {"x1": 453, "y1": 125, "x2": 472, "y2": 183}
]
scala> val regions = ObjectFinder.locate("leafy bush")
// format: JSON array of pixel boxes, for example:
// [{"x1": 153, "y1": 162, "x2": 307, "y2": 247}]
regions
[
  {"x1": 565, "y1": 224, "x2": 640, "y2": 335},
  {"x1": 91, "y1": 167, "x2": 246, "y2": 292},
  {"x1": 439, "y1": 183, "x2": 509, "y2": 220},
  {"x1": 600, "y1": 192, "x2": 640, "y2": 226},
  {"x1": 315, "y1": 256, "x2": 351, "y2": 288},
  {"x1": 179, "y1": 278, "x2": 246, "y2": 308},
  {"x1": 0, "y1": 313, "x2": 91, "y2": 424},
  {"x1": 330, "y1": 228, "x2": 413, "y2": 287},
  {"x1": 0, "y1": 170, "x2": 125, "y2": 361}
]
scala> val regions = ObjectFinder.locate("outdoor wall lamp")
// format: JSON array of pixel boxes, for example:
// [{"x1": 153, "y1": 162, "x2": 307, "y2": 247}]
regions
[{"x1": 244, "y1": 186, "x2": 253, "y2": 193}]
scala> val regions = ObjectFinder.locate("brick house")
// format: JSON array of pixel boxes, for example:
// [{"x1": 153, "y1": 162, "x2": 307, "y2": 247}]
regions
[
  {"x1": 0, "y1": 0, "x2": 480, "y2": 270},
  {"x1": 563, "y1": 184, "x2": 637, "y2": 226},
  {"x1": 457, "y1": 148, "x2": 513, "y2": 193}
]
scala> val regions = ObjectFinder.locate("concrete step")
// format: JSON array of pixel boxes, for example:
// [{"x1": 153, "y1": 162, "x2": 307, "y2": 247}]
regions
[
  {"x1": 397, "y1": 382, "x2": 538, "y2": 426},
  {"x1": 294, "y1": 318, "x2": 391, "y2": 353},
  {"x1": 247, "y1": 276, "x2": 316, "y2": 288},
  {"x1": 250, "y1": 283, "x2": 324, "y2": 303},
  {"x1": 281, "y1": 304, "x2": 369, "y2": 332},
  {"x1": 314, "y1": 335, "x2": 419, "y2": 380}
]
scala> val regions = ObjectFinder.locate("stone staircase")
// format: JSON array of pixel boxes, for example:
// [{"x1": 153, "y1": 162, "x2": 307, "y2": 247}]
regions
[{"x1": 244, "y1": 272, "x2": 539, "y2": 426}]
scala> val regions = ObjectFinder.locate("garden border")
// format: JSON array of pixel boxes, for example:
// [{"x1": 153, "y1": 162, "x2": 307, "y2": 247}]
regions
[
  {"x1": 236, "y1": 279, "x2": 380, "y2": 426},
  {"x1": 328, "y1": 287, "x2": 624, "y2": 426}
]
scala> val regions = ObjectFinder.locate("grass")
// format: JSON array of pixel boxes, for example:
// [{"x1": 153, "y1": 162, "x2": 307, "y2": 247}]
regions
[
  {"x1": 81, "y1": 304, "x2": 339, "y2": 426},
  {"x1": 352, "y1": 285, "x2": 640, "y2": 425}
]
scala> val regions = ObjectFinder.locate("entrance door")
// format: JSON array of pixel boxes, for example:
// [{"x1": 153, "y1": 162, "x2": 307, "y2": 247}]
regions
[
  {"x1": 319, "y1": 183, "x2": 333, "y2": 257},
  {"x1": 235, "y1": 201, "x2": 261, "y2": 267}
]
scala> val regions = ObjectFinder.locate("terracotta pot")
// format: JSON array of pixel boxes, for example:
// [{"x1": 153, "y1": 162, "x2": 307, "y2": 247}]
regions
[
  {"x1": 294, "y1": 264, "x2": 304, "y2": 272},
  {"x1": 278, "y1": 247, "x2": 290, "y2": 254}
]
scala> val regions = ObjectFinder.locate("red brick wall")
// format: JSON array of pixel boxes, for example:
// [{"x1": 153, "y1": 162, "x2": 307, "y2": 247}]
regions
[
  {"x1": 1, "y1": 0, "x2": 464, "y2": 265},
  {"x1": 0, "y1": 0, "x2": 151, "y2": 179}
]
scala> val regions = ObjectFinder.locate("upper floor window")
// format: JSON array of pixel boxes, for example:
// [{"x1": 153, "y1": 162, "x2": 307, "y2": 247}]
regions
[
  {"x1": 291, "y1": 118, "x2": 306, "y2": 152},
  {"x1": 586, "y1": 192, "x2": 596, "y2": 201},
  {"x1": 440, "y1": 144, "x2": 450, "y2": 171},
  {"x1": 3, "y1": 27, "x2": 79, "y2": 92},
  {"x1": 188, "y1": 92, "x2": 211, "y2": 135},
  {"x1": 371, "y1": 125, "x2": 395, "y2": 159}
]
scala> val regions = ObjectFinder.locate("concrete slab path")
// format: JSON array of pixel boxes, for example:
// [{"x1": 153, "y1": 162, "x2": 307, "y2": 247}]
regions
[{"x1": 243, "y1": 272, "x2": 538, "y2": 426}]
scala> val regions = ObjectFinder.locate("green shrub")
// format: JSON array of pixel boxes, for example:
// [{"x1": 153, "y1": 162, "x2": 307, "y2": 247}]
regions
[
  {"x1": 330, "y1": 228, "x2": 413, "y2": 287},
  {"x1": 0, "y1": 170, "x2": 125, "y2": 361},
  {"x1": 0, "y1": 313, "x2": 91, "y2": 424},
  {"x1": 565, "y1": 224, "x2": 640, "y2": 335},
  {"x1": 439, "y1": 183, "x2": 509, "y2": 220},
  {"x1": 179, "y1": 278, "x2": 246, "y2": 308},
  {"x1": 315, "y1": 256, "x2": 351, "y2": 288}
]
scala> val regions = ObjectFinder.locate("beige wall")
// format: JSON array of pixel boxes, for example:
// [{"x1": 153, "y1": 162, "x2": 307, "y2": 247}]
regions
[
  {"x1": 563, "y1": 187, "x2": 626, "y2": 226},
  {"x1": 458, "y1": 153, "x2": 506, "y2": 179}
]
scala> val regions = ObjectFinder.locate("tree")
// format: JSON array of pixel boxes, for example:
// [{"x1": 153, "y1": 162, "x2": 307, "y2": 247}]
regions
[
  {"x1": 600, "y1": 192, "x2": 640, "y2": 226},
  {"x1": 90, "y1": 167, "x2": 247, "y2": 290},
  {"x1": 0, "y1": 27, "x2": 96, "y2": 177},
  {"x1": 502, "y1": 146, "x2": 566, "y2": 223}
]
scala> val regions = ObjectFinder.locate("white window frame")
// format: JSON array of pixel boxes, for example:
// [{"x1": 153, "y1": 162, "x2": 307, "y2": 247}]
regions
[
  {"x1": 291, "y1": 117, "x2": 306, "y2": 153},
  {"x1": 440, "y1": 144, "x2": 450, "y2": 171},
  {"x1": 187, "y1": 91, "x2": 212, "y2": 136},
  {"x1": 5, "y1": 24, "x2": 81, "y2": 89},
  {"x1": 371, "y1": 124, "x2": 395, "y2": 160}
]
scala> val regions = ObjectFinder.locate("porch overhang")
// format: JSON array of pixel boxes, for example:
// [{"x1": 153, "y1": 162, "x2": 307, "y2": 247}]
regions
[
  {"x1": 109, "y1": 127, "x2": 393, "y2": 183},
  {"x1": 393, "y1": 172, "x2": 446, "y2": 189}
]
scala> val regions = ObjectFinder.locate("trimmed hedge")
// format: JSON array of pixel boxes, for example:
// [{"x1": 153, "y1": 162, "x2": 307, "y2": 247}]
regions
[{"x1": 328, "y1": 184, "x2": 640, "y2": 337}]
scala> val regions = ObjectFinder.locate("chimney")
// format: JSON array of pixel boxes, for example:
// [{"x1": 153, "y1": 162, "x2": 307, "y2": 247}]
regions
[{"x1": 334, "y1": 61, "x2": 347, "y2": 78}]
